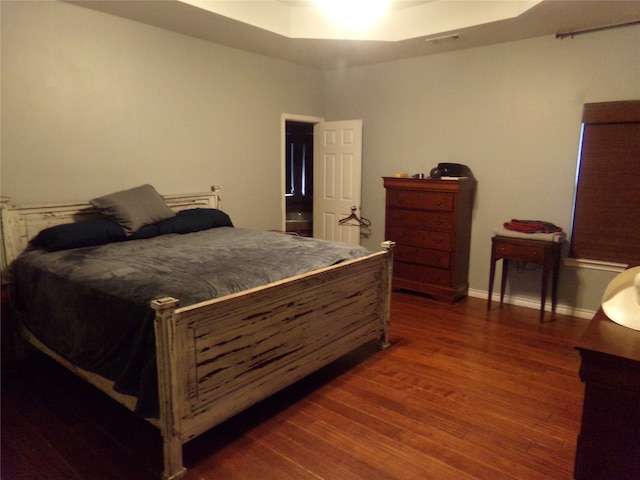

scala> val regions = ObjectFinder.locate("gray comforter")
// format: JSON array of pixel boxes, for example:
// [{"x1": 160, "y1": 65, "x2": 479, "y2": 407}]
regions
[{"x1": 11, "y1": 227, "x2": 371, "y2": 417}]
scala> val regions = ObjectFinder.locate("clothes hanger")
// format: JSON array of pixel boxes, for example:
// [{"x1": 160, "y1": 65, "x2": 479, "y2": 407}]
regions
[{"x1": 338, "y1": 206, "x2": 372, "y2": 227}]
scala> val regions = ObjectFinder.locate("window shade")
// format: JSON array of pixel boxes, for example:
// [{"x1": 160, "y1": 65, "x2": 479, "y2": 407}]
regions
[{"x1": 570, "y1": 100, "x2": 640, "y2": 265}]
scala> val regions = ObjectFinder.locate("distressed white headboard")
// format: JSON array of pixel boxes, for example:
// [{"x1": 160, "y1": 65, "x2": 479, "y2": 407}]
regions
[{"x1": 0, "y1": 186, "x2": 221, "y2": 273}]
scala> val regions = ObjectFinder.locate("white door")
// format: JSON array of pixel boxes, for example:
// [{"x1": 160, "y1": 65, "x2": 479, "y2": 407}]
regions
[{"x1": 313, "y1": 120, "x2": 363, "y2": 245}]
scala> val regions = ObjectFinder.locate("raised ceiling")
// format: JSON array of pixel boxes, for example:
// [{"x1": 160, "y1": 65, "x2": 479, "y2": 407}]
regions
[
  {"x1": 68, "y1": 0, "x2": 640, "y2": 69},
  {"x1": 175, "y1": 0, "x2": 541, "y2": 41}
]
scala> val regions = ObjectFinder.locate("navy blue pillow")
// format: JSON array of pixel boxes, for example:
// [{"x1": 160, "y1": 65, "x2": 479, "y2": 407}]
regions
[
  {"x1": 31, "y1": 219, "x2": 127, "y2": 252},
  {"x1": 32, "y1": 209, "x2": 234, "y2": 250},
  {"x1": 128, "y1": 222, "x2": 160, "y2": 240},
  {"x1": 159, "y1": 208, "x2": 233, "y2": 234},
  {"x1": 129, "y1": 208, "x2": 233, "y2": 240}
]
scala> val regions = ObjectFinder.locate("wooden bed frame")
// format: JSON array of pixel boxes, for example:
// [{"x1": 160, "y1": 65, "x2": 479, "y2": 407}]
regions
[{"x1": 0, "y1": 188, "x2": 394, "y2": 480}]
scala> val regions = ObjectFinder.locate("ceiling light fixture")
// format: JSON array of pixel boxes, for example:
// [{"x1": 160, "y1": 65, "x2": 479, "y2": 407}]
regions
[{"x1": 312, "y1": 0, "x2": 391, "y2": 31}]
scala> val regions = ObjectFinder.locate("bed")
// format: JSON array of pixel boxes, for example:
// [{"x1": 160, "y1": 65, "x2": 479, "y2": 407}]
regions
[{"x1": 0, "y1": 186, "x2": 394, "y2": 480}]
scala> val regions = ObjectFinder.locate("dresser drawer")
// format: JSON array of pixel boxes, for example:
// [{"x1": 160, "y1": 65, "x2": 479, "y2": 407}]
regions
[
  {"x1": 396, "y1": 245, "x2": 451, "y2": 269},
  {"x1": 393, "y1": 261, "x2": 451, "y2": 287},
  {"x1": 387, "y1": 209, "x2": 454, "y2": 232},
  {"x1": 387, "y1": 190, "x2": 454, "y2": 212},
  {"x1": 386, "y1": 227, "x2": 453, "y2": 251},
  {"x1": 494, "y1": 241, "x2": 546, "y2": 263}
]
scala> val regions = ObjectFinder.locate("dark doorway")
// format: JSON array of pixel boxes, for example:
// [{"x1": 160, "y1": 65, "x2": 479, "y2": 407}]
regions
[{"x1": 285, "y1": 121, "x2": 314, "y2": 236}]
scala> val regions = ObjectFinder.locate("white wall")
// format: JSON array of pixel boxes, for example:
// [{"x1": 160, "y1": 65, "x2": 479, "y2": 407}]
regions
[
  {"x1": 324, "y1": 26, "x2": 640, "y2": 314},
  {"x1": 0, "y1": 1, "x2": 324, "y2": 229}
]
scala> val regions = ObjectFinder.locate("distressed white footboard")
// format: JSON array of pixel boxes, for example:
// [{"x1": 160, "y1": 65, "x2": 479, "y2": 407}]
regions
[{"x1": 151, "y1": 242, "x2": 394, "y2": 480}]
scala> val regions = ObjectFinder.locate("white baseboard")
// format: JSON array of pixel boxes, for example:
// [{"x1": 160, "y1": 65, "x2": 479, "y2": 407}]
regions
[{"x1": 467, "y1": 288, "x2": 596, "y2": 320}]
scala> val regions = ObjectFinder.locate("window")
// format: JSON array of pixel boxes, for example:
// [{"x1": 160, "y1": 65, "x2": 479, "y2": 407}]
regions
[{"x1": 570, "y1": 100, "x2": 640, "y2": 265}]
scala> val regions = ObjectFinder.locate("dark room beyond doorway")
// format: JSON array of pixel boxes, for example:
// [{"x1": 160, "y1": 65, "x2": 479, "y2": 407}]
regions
[{"x1": 285, "y1": 120, "x2": 314, "y2": 236}]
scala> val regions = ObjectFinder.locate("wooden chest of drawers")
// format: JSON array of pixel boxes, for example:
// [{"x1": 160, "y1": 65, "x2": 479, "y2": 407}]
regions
[{"x1": 383, "y1": 177, "x2": 476, "y2": 302}]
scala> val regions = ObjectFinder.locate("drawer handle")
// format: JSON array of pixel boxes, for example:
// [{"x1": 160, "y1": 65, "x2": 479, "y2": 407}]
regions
[{"x1": 432, "y1": 220, "x2": 445, "y2": 226}]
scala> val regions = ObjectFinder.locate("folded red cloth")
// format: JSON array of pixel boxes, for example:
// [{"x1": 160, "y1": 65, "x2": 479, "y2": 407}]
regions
[{"x1": 503, "y1": 219, "x2": 563, "y2": 234}]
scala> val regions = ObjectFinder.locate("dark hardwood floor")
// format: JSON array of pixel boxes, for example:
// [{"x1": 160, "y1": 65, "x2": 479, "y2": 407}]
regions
[{"x1": 1, "y1": 293, "x2": 589, "y2": 480}]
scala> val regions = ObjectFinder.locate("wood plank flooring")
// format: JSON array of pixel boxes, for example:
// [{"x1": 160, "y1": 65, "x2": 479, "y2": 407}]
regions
[{"x1": 1, "y1": 293, "x2": 589, "y2": 479}]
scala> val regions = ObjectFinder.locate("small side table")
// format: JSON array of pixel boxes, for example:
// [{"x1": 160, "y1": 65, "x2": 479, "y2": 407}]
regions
[{"x1": 487, "y1": 236, "x2": 563, "y2": 321}]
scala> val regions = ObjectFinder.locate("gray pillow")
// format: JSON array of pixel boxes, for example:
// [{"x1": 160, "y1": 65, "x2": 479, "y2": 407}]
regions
[{"x1": 90, "y1": 184, "x2": 176, "y2": 234}]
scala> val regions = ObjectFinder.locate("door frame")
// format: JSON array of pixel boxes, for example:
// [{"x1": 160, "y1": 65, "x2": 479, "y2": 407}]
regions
[{"x1": 280, "y1": 113, "x2": 324, "y2": 232}]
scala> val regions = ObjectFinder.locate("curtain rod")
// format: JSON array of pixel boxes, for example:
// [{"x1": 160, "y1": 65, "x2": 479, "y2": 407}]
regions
[{"x1": 556, "y1": 20, "x2": 640, "y2": 39}]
